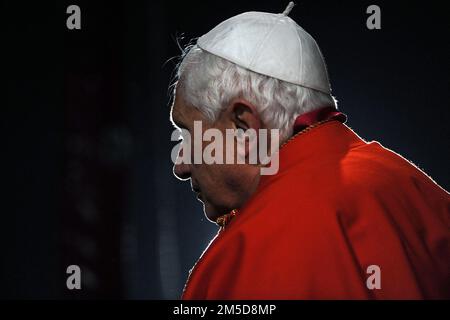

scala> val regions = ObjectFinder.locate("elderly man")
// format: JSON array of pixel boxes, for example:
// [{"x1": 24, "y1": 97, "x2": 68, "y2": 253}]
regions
[{"x1": 170, "y1": 3, "x2": 450, "y2": 299}]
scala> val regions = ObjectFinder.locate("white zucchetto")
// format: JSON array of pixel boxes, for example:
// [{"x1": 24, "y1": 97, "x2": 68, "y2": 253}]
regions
[{"x1": 197, "y1": 2, "x2": 331, "y2": 94}]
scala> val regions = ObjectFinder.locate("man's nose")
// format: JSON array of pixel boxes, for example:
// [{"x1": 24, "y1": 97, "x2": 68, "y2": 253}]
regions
[{"x1": 173, "y1": 148, "x2": 191, "y2": 181}]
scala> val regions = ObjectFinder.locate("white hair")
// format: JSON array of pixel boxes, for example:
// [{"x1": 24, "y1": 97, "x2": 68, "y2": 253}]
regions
[{"x1": 174, "y1": 44, "x2": 338, "y2": 143}]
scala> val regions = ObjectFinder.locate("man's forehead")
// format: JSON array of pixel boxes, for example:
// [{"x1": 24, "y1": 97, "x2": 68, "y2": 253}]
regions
[
  {"x1": 172, "y1": 96, "x2": 182, "y2": 114},
  {"x1": 170, "y1": 92, "x2": 209, "y2": 129},
  {"x1": 171, "y1": 95, "x2": 181, "y2": 115},
  {"x1": 170, "y1": 95, "x2": 188, "y2": 127}
]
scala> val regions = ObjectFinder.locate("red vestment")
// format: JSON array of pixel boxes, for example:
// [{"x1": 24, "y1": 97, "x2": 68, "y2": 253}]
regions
[{"x1": 182, "y1": 120, "x2": 450, "y2": 299}]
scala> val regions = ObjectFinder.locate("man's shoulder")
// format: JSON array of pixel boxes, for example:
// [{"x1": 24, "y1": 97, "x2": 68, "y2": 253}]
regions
[
  {"x1": 263, "y1": 139, "x2": 447, "y2": 208},
  {"x1": 341, "y1": 141, "x2": 417, "y2": 187},
  {"x1": 340, "y1": 140, "x2": 446, "y2": 195}
]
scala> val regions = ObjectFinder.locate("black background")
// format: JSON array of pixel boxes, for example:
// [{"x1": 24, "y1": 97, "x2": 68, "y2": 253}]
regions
[{"x1": 2, "y1": 0, "x2": 449, "y2": 299}]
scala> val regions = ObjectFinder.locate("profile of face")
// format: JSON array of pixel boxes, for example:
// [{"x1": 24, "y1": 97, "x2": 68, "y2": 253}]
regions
[{"x1": 171, "y1": 90, "x2": 263, "y2": 222}]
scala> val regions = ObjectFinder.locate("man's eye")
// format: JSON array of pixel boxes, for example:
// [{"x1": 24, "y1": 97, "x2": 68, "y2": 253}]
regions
[{"x1": 236, "y1": 128, "x2": 246, "y2": 139}]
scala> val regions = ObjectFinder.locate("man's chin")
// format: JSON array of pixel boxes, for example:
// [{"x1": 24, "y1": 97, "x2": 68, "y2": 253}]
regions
[{"x1": 202, "y1": 201, "x2": 227, "y2": 223}]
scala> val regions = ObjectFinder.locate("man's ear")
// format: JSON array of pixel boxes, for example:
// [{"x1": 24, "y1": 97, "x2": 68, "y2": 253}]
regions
[
  {"x1": 228, "y1": 99, "x2": 261, "y2": 131},
  {"x1": 224, "y1": 99, "x2": 263, "y2": 162}
]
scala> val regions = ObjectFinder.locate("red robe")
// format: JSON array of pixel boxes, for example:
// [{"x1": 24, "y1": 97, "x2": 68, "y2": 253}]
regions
[{"x1": 182, "y1": 120, "x2": 450, "y2": 299}]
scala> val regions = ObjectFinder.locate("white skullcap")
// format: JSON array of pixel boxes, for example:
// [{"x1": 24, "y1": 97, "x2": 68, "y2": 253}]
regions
[{"x1": 197, "y1": 2, "x2": 331, "y2": 94}]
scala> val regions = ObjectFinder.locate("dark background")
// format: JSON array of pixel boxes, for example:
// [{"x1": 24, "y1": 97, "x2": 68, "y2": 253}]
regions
[{"x1": 2, "y1": 0, "x2": 449, "y2": 299}]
